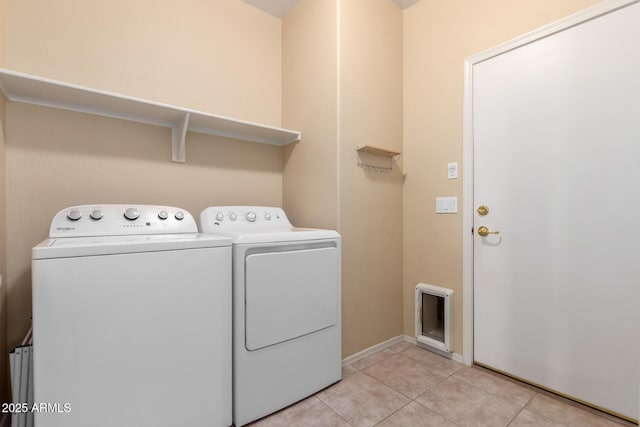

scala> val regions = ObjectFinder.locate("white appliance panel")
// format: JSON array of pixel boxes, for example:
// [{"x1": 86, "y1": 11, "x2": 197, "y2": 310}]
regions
[
  {"x1": 245, "y1": 247, "x2": 338, "y2": 351},
  {"x1": 49, "y1": 204, "x2": 197, "y2": 237},
  {"x1": 200, "y1": 206, "x2": 342, "y2": 427},
  {"x1": 33, "y1": 233, "x2": 230, "y2": 259},
  {"x1": 232, "y1": 241, "x2": 341, "y2": 427},
  {"x1": 200, "y1": 206, "x2": 339, "y2": 244},
  {"x1": 32, "y1": 247, "x2": 231, "y2": 427}
]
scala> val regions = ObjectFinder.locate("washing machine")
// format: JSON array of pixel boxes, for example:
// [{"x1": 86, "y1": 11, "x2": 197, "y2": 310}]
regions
[
  {"x1": 200, "y1": 206, "x2": 341, "y2": 426},
  {"x1": 32, "y1": 205, "x2": 232, "y2": 427}
]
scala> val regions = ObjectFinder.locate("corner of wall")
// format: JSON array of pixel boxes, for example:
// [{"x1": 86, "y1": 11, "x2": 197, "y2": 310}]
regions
[
  {"x1": 282, "y1": 0, "x2": 339, "y2": 230},
  {"x1": 0, "y1": 91, "x2": 8, "y2": 404},
  {"x1": 338, "y1": 0, "x2": 404, "y2": 357},
  {"x1": 0, "y1": 0, "x2": 7, "y2": 404},
  {"x1": 283, "y1": 0, "x2": 404, "y2": 359}
]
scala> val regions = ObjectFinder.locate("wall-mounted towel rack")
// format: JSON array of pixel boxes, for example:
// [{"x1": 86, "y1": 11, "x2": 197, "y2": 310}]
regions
[{"x1": 356, "y1": 145, "x2": 401, "y2": 172}]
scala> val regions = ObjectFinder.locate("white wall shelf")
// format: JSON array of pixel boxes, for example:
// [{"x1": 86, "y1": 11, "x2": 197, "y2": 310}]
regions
[{"x1": 0, "y1": 68, "x2": 301, "y2": 163}]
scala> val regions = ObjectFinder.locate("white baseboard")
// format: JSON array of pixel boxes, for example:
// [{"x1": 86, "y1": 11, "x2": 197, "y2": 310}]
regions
[
  {"x1": 402, "y1": 335, "x2": 466, "y2": 364},
  {"x1": 342, "y1": 334, "x2": 468, "y2": 366},
  {"x1": 342, "y1": 335, "x2": 404, "y2": 366}
]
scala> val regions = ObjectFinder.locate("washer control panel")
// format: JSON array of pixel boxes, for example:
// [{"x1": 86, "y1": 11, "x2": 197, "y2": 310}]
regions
[
  {"x1": 50, "y1": 205, "x2": 198, "y2": 237},
  {"x1": 200, "y1": 206, "x2": 292, "y2": 232}
]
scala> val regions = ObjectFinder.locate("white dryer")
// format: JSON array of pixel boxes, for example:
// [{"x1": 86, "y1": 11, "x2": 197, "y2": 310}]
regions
[
  {"x1": 32, "y1": 205, "x2": 232, "y2": 427},
  {"x1": 200, "y1": 206, "x2": 341, "y2": 427}
]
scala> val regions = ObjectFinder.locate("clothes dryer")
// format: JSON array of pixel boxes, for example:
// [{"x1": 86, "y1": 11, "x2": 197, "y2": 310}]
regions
[
  {"x1": 32, "y1": 205, "x2": 232, "y2": 427},
  {"x1": 200, "y1": 206, "x2": 341, "y2": 427}
]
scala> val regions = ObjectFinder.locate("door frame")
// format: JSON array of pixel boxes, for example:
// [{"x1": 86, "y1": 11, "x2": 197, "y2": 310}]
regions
[{"x1": 461, "y1": 0, "x2": 639, "y2": 366}]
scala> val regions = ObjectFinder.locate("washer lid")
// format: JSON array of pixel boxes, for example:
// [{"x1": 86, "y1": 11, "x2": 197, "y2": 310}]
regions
[{"x1": 33, "y1": 233, "x2": 231, "y2": 259}]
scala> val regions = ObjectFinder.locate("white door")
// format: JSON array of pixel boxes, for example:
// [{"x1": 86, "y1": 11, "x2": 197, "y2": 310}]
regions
[{"x1": 472, "y1": 2, "x2": 640, "y2": 421}]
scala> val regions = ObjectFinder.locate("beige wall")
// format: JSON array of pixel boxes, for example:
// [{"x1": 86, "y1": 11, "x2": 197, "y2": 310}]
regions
[
  {"x1": 5, "y1": 0, "x2": 282, "y2": 126},
  {"x1": 339, "y1": 0, "x2": 403, "y2": 356},
  {"x1": 282, "y1": 0, "x2": 338, "y2": 230},
  {"x1": 3, "y1": 0, "x2": 284, "y2": 373},
  {"x1": 0, "y1": 0, "x2": 609, "y2": 404},
  {"x1": 0, "y1": 0, "x2": 7, "y2": 403},
  {"x1": 402, "y1": 0, "x2": 602, "y2": 354},
  {"x1": 0, "y1": 96, "x2": 7, "y2": 402},
  {"x1": 283, "y1": 0, "x2": 403, "y2": 358}
]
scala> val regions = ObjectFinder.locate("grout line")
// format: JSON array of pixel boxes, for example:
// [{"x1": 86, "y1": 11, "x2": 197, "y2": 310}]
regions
[
  {"x1": 315, "y1": 395, "x2": 354, "y2": 426},
  {"x1": 352, "y1": 343, "x2": 634, "y2": 427},
  {"x1": 511, "y1": 393, "x2": 568, "y2": 427},
  {"x1": 522, "y1": 391, "x2": 537, "y2": 409},
  {"x1": 411, "y1": 398, "x2": 462, "y2": 427},
  {"x1": 505, "y1": 406, "x2": 527, "y2": 427},
  {"x1": 372, "y1": 401, "x2": 412, "y2": 426}
]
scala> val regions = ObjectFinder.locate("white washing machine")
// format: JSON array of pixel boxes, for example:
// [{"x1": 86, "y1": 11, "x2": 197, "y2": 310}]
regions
[
  {"x1": 32, "y1": 205, "x2": 232, "y2": 427},
  {"x1": 200, "y1": 206, "x2": 342, "y2": 427}
]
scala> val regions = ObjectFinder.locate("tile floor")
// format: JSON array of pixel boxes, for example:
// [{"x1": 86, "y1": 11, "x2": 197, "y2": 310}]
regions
[{"x1": 248, "y1": 341, "x2": 637, "y2": 427}]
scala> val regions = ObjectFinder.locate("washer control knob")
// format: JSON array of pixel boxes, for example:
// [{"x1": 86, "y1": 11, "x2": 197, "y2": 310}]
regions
[
  {"x1": 158, "y1": 210, "x2": 168, "y2": 220},
  {"x1": 246, "y1": 211, "x2": 257, "y2": 222},
  {"x1": 175, "y1": 211, "x2": 185, "y2": 221},
  {"x1": 215, "y1": 212, "x2": 224, "y2": 221},
  {"x1": 67, "y1": 209, "x2": 82, "y2": 221},
  {"x1": 229, "y1": 212, "x2": 237, "y2": 221},
  {"x1": 90, "y1": 209, "x2": 103, "y2": 220},
  {"x1": 124, "y1": 208, "x2": 140, "y2": 221},
  {"x1": 264, "y1": 212, "x2": 272, "y2": 221}
]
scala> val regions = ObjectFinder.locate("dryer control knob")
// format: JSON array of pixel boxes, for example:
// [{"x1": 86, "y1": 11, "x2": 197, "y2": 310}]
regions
[
  {"x1": 215, "y1": 212, "x2": 224, "y2": 221},
  {"x1": 175, "y1": 211, "x2": 185, "y2": 221},
  {"x1": 246, "y1": 211, "x2": 257, "y2": 222},
  {"x1": 158, "y1": 210, "x2": 168, "y2": 220},
  {"x1": 124, "y1": 208, "x2": 140, "y2": 221},
  {"x1": 229, "y1": 212, "x2": 237, "y2": 221},
  {"x1": 67, "y1": 209, "x2": 82, "y2": 221},
  {"x1": 264, "y1": 212, "x2": 272, "y2": 221},
  {"x1": 90, "y1": 209, "x2": 104, "y2": 220}
]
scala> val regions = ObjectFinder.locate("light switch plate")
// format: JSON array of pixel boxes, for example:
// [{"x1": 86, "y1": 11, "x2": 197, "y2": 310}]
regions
[
  {"x1": 448, "y1": 162, "x2": 458, "y2": 180},
  {"x1": 436, "y1": 197, "x2": 458, "y2": 214}
]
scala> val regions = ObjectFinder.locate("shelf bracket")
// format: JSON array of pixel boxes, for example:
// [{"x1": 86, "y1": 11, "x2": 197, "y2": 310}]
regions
[{"x1": 172, "y1": 112, "x2": 190, "y2": 163}]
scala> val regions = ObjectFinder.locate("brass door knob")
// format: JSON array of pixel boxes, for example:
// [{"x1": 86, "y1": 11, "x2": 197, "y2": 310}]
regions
[
  {"x1": 477, "y1": 226, "x2": 500, "y2": 236},
  {"x1": 477, "y1": 205, "x2": 489, "y2": 216}
]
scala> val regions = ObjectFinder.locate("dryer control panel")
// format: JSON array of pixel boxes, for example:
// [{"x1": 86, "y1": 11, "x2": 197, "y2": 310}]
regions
[
  {"x1": 49, "y1": 204, "x2": 198, "y2": 237},
  {"x1": 200, "y1": 206, "x2": 293, "y2": 232}
]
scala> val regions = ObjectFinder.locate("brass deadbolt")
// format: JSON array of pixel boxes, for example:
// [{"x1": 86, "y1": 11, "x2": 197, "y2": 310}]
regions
[{"x1": 477, "y1": 205, "x2": 489, "y2": 216}]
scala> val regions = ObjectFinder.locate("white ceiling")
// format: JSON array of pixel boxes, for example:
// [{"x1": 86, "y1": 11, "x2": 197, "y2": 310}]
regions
[{"x1": 242, "y1": 0, "x2": 420, "y2": 19}]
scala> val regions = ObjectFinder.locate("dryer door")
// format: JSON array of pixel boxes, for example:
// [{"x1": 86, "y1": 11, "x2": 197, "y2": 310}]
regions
[{"x1": 245, "y1": 246, "x2": 339, "y2": 351}]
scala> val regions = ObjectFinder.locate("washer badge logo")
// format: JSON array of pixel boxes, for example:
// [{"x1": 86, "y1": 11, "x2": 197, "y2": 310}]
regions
[{"x1": 56, "y1": 227, "x2": 75, "y2": 232}]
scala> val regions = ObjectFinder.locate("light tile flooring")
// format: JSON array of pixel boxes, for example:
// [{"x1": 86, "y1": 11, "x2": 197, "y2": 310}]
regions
[{"x1": 249, "y1": 341, "x2": 637, "y2": 427}]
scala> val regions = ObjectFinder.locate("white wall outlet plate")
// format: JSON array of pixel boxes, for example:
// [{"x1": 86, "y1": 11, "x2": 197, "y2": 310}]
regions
[
  {"x1": 436, "y1": 197, "x2": 458, "y2": 214},
  {"x1": 448, "y1": 162, "x2": 458, "y2": 180}
]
